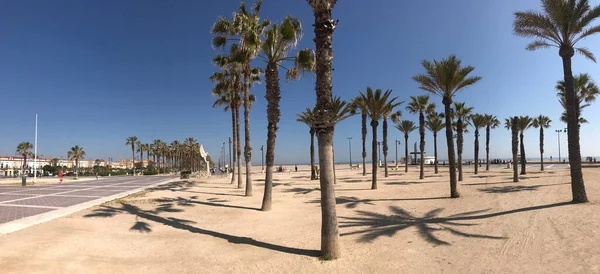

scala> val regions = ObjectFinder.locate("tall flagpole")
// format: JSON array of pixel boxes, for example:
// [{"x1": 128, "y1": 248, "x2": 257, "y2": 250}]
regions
[{"x1": 34, "y1": 113, "x2": 38, "y2": 184}]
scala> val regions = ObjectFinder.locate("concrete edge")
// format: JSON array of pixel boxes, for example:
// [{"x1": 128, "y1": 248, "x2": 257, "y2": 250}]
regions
[{"x1": 0, "y1": 176, "x2": 179, "y2": 235}]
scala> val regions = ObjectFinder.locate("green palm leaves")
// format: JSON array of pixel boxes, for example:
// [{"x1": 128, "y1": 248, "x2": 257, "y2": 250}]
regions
[{"x1": 556, "y1": 73, "x2": 599, "y2": 124}]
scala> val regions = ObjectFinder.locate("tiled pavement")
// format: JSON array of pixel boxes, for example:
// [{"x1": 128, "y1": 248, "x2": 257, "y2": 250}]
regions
[{"x1": 0, "y1": 176, "x2": 176, "y2": 230}]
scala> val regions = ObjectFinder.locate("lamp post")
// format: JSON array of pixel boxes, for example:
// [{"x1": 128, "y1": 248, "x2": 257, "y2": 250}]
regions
[
  {"x1": 395, "y1": 140, "x2": 400, "y2": 167},
  {"x1": 228, "y1": 137, "x2": 232, "y2": 172},
  {"x1": 377, "y1": 141, "x2": 382, "y2": 167},
  {"x1": 260, "y1": 145, "x2": 264, "y2": 172},
  {"x1": 347, "y1": 137, "x2": 352, "y2": 167},
  {"x1": 555, "y1": 129, "x2": 566, "y2": 162}
]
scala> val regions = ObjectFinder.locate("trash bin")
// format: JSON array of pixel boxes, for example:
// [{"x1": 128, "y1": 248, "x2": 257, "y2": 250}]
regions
[{"x1": 21, "y1": 175, "x2": 26, "y2": 186}]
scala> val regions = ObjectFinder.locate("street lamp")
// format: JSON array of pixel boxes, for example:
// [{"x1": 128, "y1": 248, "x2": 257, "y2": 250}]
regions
[
  {"x1": 347, "y1": 137, "x2": 352, "y2": 167},
  {"x1": 555, "y1": 129, "x2": 567, "y2": 162},
  {"x1": 260, "y1": 145, "x2": 264, "y2": 172},
  {"x1": 377, "y1": 141, "x2": 382, "y2": 167},
  {"x1": 395, "y1": 140, "x2": 401, "y2": 167}
]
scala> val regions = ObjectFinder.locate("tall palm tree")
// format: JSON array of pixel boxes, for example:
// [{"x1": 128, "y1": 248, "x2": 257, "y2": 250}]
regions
[
  {"x1": 352, "y1": 95, "x2": 368, "y2": 176},
  {"x1": 136, "y1": 140, "x2": 144, "y2": 170},
  {"x1": 67, "y1": 145, "x2": 85, "y2": 179},
  {"x1": 426, "y1": 113, "x2": 445, "y2": 174},
  {"x1": 471, "y1": 114, "x2": 486, "y2": 175},
  {"x1": 297, "y1": 108, "x2": 316, "y2": 180},
  {"x1": 213, "y1": 0, "x2": 270, "y2": 193},
  {"x1": 152, "y1": 139, "x2": 163, "y2": 174},
  {"x1": 413, "y1": 55, "x2": 482, "y2": 198},
  {"x1": 517, "y1": 116, "x2": 533, "y2": 175},
  {"x1": 307, "y1": 0, "x2": 340, "y2": 259},
  {"x1": 556, "y1": 73, "x2": 599, "y2": 124},
  {"x1": 395, "y1": 120, "x2": 417, "y2": 174},
  {"x1": 483, "y1": 114, "x2": 500, "y2": 171},
  {"x1": 451, "y1": 102, "x2": 473, "y2": 181},
  {"x1": 532, "y1": 115, "x2": 552, "y2": 171},
  {"x1": 16, "y1": 142, "x2": 33, "y2": 175},
  {"x1": 359, "y1": 87, "x2": 402, "y2": 190},
  {"x1": 406, "y1": 95, "x2": 435, "y2": 179},
  {"x1": 259, "y1": 16, "x2": 315, "y2": 209},
  {"x1": 125, "y1": 136, "x2": 138, "y2": 175},
  {"x1": 513, "y1": 0, "x2": 600, "y2": 203},
  {"x1": 511, "y1": 117, "x2": 520, "y2": 182},
  {"x1": 170, "y1": 141, "x2": 180, "y2": 173},
  {"x1": 211, "y1": 69, "x2": 239, "y2": 184}
]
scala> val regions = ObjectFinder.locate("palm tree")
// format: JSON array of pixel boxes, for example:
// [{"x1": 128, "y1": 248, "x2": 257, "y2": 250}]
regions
[
  {"x1": 470, "y1": 114, "x2": 486, "y2": 175},
  {"x1": 307, "y1": 0, "x2": 340, "y2": 259},
  {"x1": 331, "y1": 96, "x2": 356, "y2": 182},
  {"x1": 136, "y1": 140, "x2": 144, "y2": 170},
  {"x1": 511, "y1": 117, "x2": 520, "y2": 182},
  {"x1": 16, "y1": 142, "x2": 33, "y2": 175},
  {"x1": 297, "y1": 108, "x2": 316, "y2": 180},
  {"x1": 352, "y1": 95, "x2": 368, "y2": 176},
  {"x1": 517, "y1": 116, "x2": 533, "y2": 175},
  {"x1": 406, "y1": 95, "x2": 435, "y2": 179},
  {"x1": 152, "y1": 139, "x2": 163, "y2": 174},
  {"x1": 212, "y1": 0, "x2": 270, "y2": 193},
  {"x1": 426, "y1": 113, "x2": 444, "y2": 174},
  {"x1": 395, "y1": 120, "x2": 417, "y2": 174},
  {"x1": 258, "y1": 17, "x2": 315, "y2": 208},
  {"x1": 451, "y1": 102, "x2": 473, "y2": 181},
  {"x1": 359, "y1": 87, "x2": 402, "y2": 190},
  {"x1": 556, "y1": 73, "x2": 599, "y2": 124},
  {"x1": 532, "y1": 115, "x2": 552, "y2": 171},
  {"x1": 50, "y1": 158, "x2": 59, "y2": 167},
  {"x1": 483, "y1": 114, "x2": 500, "y2": 171},
  {"x1": 67, "y1": 145, "x2": 85, "y2": 179},
  {"x1": 513, "y1": 0, "x2": 600, "y2": 203},
  {"x1": 125, "y1": 136, "x2": 138, "y2": 175},
  {"x1": 170, "y1": 141, "x2": 180, "y2": 173},
  {"x1": 413, "y1": 55, "x2": 482, "y2": 198},
  {"x1": 211, "y1": 69, "x2": 239, "y2": 185}
]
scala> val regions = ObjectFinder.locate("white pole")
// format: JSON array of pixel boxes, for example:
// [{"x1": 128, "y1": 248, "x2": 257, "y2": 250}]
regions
[{"x1": 34, "y1": 113, "x2": 38, "y2": 184}]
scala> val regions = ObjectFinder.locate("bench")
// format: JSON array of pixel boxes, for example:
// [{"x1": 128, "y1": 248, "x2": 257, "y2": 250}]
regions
[{"x1": 350, "y1": 165, "x2": 361, "y2": 170}]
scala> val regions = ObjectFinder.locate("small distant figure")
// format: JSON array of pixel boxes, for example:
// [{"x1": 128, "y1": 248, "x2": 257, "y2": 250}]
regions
[
  {"x1": 95, "y1": 173, "x2": 99, "y2": 180},
  {"x1": 295, "y1": 165, "x2": 298, "y2": 172},
  {"x1": 550, "y1": 156, "x2": 553, "y2": 162}
]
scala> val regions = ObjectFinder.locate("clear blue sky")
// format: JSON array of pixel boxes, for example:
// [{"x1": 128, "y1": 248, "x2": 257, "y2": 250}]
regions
[{"x1": 1, "y1": 0, "x2": 599, "y2": 164}]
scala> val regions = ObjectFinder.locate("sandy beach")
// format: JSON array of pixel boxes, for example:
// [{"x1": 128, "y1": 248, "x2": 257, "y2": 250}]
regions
[{"x1": 0, "y1": 164, "x2": 599, "y2": 273}]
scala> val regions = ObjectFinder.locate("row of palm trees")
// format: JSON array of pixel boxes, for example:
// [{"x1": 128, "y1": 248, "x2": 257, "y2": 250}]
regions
[
  {"x1": 16, "y1": 142, "x2": 86, "y2": 179},
  {"x1": 125, "y1": 136, "x2": 206, "y2": 174},
  {"x1": 209, "y1": 0, "x2": 599, "y2": 260}
]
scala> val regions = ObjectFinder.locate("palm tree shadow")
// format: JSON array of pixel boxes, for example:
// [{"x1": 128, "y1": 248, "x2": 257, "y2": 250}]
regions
[
  {"x1": 154, "y1": 196, "x2": 261, "y2": 211},
  {"x1": 339, "y1": 202, "x2": 573, "y2": 245},
  {"x1": 309, "y1": 196, "x2": 449, "y2": 209},
  {"x1": 84, "y1": 201, "x2": 318, "y2": 257},
  {"x1": 283, "y1": 187, "x2": 320, "y2": 195},
  {"x1": 385, "y1": 181, "x2": 438, "y2": 186}
]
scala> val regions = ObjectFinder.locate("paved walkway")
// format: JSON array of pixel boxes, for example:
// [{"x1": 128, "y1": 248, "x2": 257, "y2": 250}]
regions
[{"x1": 0, "y1": 175, "x2": 176, "y2": 234}]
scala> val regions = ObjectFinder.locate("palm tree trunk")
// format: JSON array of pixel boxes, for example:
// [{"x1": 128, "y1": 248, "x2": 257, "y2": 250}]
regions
[
  {"x1": 383, "y1": 118, "x2": 389, "y2": 178},
  {"x1": 474, "y1": 129, "x2": 479, "y2": 175},
  {"x1": 443, "y1": 99, "x2": 459, "y2": 198},
  {"x1": 231, "y1": 107, "x2": 237, "y2": 184},
  {"x1": 131, "y1": 146, "x2": 135, "y2": 176},
  {"x1": 243, "y1": 62, "x2": 253, "y2": 193},
  {"x1": 433, "y1": 132, "x2": 438, "y2": 174},
  {"x1": 312, "y1": 5, "x2": 341, "y2": 259},
  {"x1": 75, "y1": 160, "x2": 79, "y2": 179},
  {"x1": 520, "y1": 132, "x2": 526, "y2": 175},
  {"x1": 370, "y1": 120, "x2": 378, "y2": 189},
  {"x1": 332, "y1": 143, "x2": 337, "y2": 184},
  {"x1": 419, "y1": 112, "x2": 425, "y2": 180},
  {"x1": 457, "y1": 119, "x2": 464, "y2": 181},
  {"x1": 404, "y1": 135, "x2": 409, "y2": 173},
  {"x1": 540, "y1": 127, "x2": 544, "y2": 171},
  {"x1": 561, "y1": 54, "x2": 587, "y2": 203},
  {"x1": 310, "y1": 129, "x2": 316, "y2": 180},
  {"x1": 261, "y1": 61, "x2": 281, "y2": 210},
  {"x1": 361, "y1": 112, "x2": 367, "y2": 176},
  {"x1": 140, "y1": 150, "x2": 143, "y2": 170},
  {"x1": 511, "y1": 117, "x2": 519, "y2": 183},
  {"x1": 485, "y1": 125, "x2": 490, "y2": 171}
]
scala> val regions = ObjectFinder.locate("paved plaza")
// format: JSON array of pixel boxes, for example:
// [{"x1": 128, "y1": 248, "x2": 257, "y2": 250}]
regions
[{"x1": 0, "y1": 175, "x2": 176, "y2": 234}]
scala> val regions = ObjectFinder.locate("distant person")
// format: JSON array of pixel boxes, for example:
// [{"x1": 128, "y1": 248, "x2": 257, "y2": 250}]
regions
[
  {"x1": 550, "y1": 156, "x2": 553, "y2": 162},
  {"x1": 295, "y1": 165, "x2": 298, "y2": 172}
]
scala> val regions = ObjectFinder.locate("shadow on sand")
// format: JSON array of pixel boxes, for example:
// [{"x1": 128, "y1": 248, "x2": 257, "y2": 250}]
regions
[
  {"x1": 339, "y1": 202, "x2": 573, "y2": 245},
  {"x1": 84, "y1": 198, "x2": 318, "y2": 257},
  {"x1": 309, "y1": 196, "x2": 448, "y2": 209}
]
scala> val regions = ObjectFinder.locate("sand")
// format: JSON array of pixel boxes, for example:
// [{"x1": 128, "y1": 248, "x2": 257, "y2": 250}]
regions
[{"x1": 0, "y1": 164, "x2": 599, "y2": 273}]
